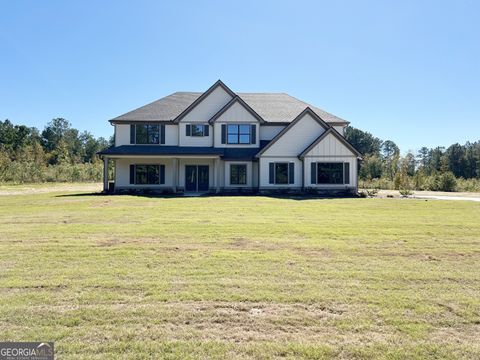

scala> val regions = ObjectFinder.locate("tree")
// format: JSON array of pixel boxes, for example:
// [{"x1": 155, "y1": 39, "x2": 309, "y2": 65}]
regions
[
  {"x1": 344, "y1": 126, "x2": 382, "y2": 156},
  {"x1": 359, "y1": 155, "x2": 383, "y2": 179}
]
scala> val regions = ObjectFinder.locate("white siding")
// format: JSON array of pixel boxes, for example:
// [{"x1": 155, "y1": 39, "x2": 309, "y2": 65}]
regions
[
  {"x1": 180, "y1": 86, "x2": 233, "y2": 123},
  {"x1": 304, "y1": 156, "x2": 357, "y2": 188},
  {"x1": 334, "y1": 126, "x2": 345, "y2": 136},
  {"x1": 214, "y1": 101, "x2": 259, "y2": 123},
  {"x1": 179, "y1": 123, "x2": 212, "y2": 147},
  {"x1": 165, "y1": 125, "x2": 179, "y2": 146},
  {"x1": 115, "y1": 124, "x2": 130, "y2": 146},
  {"x1": 260, "y1": 125, "x2": 285, "y2": 141},
  {"x1": 224, "y1": 161, "x2": 253, "y2": 188},
  {"x1": 260, "y1": 113, "x2": 326, "y2": 156},
  {"x1": 115, "y1": 158, "x2": 174, "y2": 188},
  {"x1": 305, "y1": 132, "x2": 354, "y2": 157},
  {"x1": 259, "y1": 157, "x2": 302, "y2": 188}
]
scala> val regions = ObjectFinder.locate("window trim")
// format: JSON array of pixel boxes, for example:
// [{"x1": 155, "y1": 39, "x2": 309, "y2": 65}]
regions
[
  {"x1": 230, "y1": 164, "x2": 247, "y2": 185},
  {"x1": 226, "y1": 124, "x2": 251, "y2": 144},
  {"x1": 131, "y1": 164, "x2": 165, "y2": 185},
  {"x1": 269, "y1": 162, "x2": 294, "y2": 185},
  {"x1": 313, "y1": 162, "x2": 349, "y2": 185},
  {"x1": 186, "y1": 124, "x2": 209, "y2": 137},
  {"x1": 132, "y1": 124, "x2": 161, "y2": 145}
]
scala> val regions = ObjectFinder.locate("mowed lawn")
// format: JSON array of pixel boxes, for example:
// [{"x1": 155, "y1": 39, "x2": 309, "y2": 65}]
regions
[{"x1": 0, "y1": 188, "x2": 479, "y2": 359}]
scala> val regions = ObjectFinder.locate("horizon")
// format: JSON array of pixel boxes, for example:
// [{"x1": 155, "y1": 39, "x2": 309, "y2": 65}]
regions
[{"x1": 1, "y1": 0, "x2": 479, "y2": 154}]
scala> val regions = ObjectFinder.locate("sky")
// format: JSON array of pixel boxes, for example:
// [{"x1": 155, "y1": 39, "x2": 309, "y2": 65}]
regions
[{"x1": 1, "y1": 0, "x2": 479, "y2": 153}]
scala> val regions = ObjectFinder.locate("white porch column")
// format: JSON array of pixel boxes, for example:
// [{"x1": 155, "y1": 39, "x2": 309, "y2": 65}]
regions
[
  {"x1": 215, "y1": 158, "x2": 220, "y2": 193},
  {"x1": 103, "y1": 157, "x2": 109, "y2": 192},
  {"x1": 172, "y1": 158, "x2": 178, "y2": 193}
]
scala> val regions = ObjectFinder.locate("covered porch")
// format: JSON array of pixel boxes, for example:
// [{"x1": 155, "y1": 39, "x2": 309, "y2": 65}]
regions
[{"x1": 101, "y1": 155, "x2": 223, "y2": 194}]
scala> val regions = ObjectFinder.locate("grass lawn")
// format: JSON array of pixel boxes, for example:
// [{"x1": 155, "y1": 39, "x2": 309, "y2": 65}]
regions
[{"x1": 0, "y1": 187, "x2": 479, "y2": 359}]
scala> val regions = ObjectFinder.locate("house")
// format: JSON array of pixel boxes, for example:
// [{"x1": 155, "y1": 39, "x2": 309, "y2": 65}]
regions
[{"x1": 98, "y1": 80, "x2": 361, "y2": 194}]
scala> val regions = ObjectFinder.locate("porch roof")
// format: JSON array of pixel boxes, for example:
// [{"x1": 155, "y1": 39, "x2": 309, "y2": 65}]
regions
[{"x1": 98, "y1": 143, "x2": 270, "y2": 160}]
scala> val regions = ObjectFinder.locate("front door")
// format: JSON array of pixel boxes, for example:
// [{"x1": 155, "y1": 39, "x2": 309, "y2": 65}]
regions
[{"x1": 185, "y1": 165, "x2": 209, "y2": 192}]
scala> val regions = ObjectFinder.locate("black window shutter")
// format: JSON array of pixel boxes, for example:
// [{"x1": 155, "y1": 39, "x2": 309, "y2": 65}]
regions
[
  {"x1": 186, "y1": 124, "x2": 191, "y2": 136},
  {"x1": 311, "y1": 162, "x2": 317, "y2": 184},
  {"x1": 221, "y1": 124, "x2": 226, "y2": 144},
  {"x1": 160, "y1": 165, "x2": 165, "y2": 184},
  {"x1": 129, "y1": 164, "x2": 135, "y2": 184},
  {"x1": 344, "y1": 163, "x2": 350, "y2": 184},
  {"x1": 204, "y1": 125, "x2": 209, "y2": 136},
  {"x1": 250, "y1": 125, "x2": 256, "y2": 144},
  {"x1": 269, "y1": 163, "x2": 274, "y2": 184},
  {"x1": 130, "y1": 125, "x2": 135, "y2": 144},
  {"x1": 160, "y1": 125, "x2": 165, "y2": 144},
  {"x1": 288, "y1": 163, "x2": 295, "y2": 184}
]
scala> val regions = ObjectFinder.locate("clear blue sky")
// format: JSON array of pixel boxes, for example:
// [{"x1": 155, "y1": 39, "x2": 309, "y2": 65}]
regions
[{"x1": 1, "y1": 0, "x2": 479, "y2": 153}]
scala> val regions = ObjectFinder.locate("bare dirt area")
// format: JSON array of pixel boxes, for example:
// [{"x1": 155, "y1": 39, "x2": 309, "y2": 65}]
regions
[
  {"x1": 375, "y1": 189, "x2": 480, "y2": 202},
  {"x1": 0, "y1": 182, "x2": 102, "y2": 196}
]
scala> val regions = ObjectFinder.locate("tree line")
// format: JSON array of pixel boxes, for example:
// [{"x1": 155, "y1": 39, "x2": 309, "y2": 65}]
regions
[
  {"x1": 345, "y1": 127, "x2": 480, "y2": 192},
  {"x1": 1, "y1": 118, "x2": 479, "y2": 192},
  {"x1": 0, "y1": 118, "x2": 110, "y2": 183}
]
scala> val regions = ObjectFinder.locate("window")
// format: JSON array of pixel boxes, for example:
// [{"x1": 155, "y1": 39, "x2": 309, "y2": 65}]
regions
[
  {"x1": 230, "y1": 164, "x2": 247, "y2": 185},
  {"x1": 269, "y1": 162, "x2": 294, "y2": 184},
  {"x1": 130, "y1": 164, "x2": 165, "y2": 185},
  {"x1": 227, "y1": 124, "x2": 251, "y2": 144},
  {"x1": 186, "y1": 124, "x2": 209, "y2": 137},
  {"x1": 135, "y1": 124, "x2": 159, "y2": 144},
  {"x1": 135, "y1": 165, "x2": 160, "y2": 184},
  {"x1": 316, "y1": 163, "x2": 344, "y2": 184}
]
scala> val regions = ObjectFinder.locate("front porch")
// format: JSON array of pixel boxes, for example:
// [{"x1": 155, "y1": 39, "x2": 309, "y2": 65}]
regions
[{"x1": 102, "y1": 155, "x2": 223, "y2": 194}]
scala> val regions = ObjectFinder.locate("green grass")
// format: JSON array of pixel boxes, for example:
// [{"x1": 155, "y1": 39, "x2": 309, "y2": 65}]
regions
[{"x1": 0, "y1": 188, "x2": 479, "y2": 359}]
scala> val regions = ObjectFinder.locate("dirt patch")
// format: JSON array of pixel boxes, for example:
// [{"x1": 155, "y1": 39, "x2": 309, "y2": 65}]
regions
[{"x1": 0, "y1": 183, "x2": 102, "y2": 196}]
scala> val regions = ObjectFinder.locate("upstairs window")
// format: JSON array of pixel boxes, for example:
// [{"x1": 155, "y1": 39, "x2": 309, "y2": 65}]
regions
[
  {"x1": 186, "y1": 124, "x2": 209, "y2": 137},
  {"x1": 131, "y1": 124, "x2": 164, "y2": 144},
  {"x1": 227, "y1": 124, "x2": 251, "y2": 144}
]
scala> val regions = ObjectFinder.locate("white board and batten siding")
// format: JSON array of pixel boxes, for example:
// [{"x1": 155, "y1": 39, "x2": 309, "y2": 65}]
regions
[
  {"x1": 258, "y1": 112, "x2": 326, "y2": 188},
  {"x1": 178, "y1": 85, "x2": 233, "y2": 147},
  {"x1": 213, "y1": 100, "x2": 261, "y2": 148},
  {"x1": 303, "y1": 132, "x2": 358, "y2": 188},
  {"x1": 260, "y1": 113, "x2": 326, "y2": 157}
]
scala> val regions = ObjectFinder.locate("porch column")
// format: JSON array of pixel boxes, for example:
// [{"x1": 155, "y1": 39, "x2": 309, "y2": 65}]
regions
[
  {"x1": 103, "y1": 157, "x2": 109, "y2": 192},
  {"x1": 172, "y1": 158, "x2": 178, "y2": 193},
  {"x1": 215, "y1": 158, "x2": 220, "y2": 193}
]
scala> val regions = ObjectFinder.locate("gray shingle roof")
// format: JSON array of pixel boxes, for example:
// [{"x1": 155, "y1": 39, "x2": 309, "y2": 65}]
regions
[{"x1": 110, "y1": 92, "x2": 348, "y2": 125}]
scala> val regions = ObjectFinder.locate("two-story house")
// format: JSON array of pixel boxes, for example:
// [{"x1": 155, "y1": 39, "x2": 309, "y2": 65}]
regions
[{"x1": 99, "y1": 80, "x2": 361, "y2": 194}]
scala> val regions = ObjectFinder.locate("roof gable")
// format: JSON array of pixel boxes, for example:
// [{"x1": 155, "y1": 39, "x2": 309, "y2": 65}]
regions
[
  {"x1": 299, "y1": 128, "x2": 362, "y2": 158},
  {"x1": 209, "y1": 96, "x2": 265, "y2": 124},
  {"x1": 173, "y1": 80, "x2": 236, "y2": 123},
  {"x1": 256, "y1": 108, "x2": 330, "y2": 157}
]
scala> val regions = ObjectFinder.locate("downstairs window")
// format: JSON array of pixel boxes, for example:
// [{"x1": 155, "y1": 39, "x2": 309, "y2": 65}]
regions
[
  {"x1": 311, "y1": 162, "x2": 349, "y2": 184},
  {"x1": 230, "y1": 164, "x2": 247, "y2": 185},
  {"x1": 129, "y1": 164, "x2": 165, "y2": 184}
]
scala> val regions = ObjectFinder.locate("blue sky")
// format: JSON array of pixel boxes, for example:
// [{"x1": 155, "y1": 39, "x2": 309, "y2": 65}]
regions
[{"x1": 1, "y1": 0, "x2": 479, "y2": 153}]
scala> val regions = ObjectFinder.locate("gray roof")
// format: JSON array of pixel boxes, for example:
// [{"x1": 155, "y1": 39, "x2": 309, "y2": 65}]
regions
[{"x1": 110, "y1": 92, "x2": 348, "y2": 125}]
